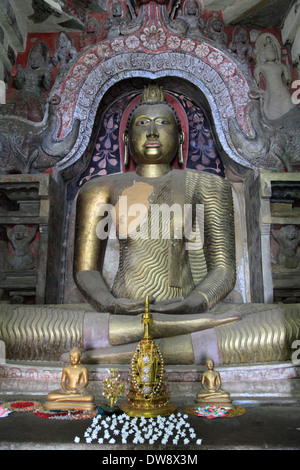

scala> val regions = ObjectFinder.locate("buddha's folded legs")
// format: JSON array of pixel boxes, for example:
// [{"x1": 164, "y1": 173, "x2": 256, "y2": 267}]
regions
[
  {"x1": 47, "y1": 390, "x2": 94, "y2": 402},
  {"x1": 1, "y1": 303, "x2": 300, "y2": 365},
  {"x1": 66, "y1": 309, "x2": 241, "y2": 364},
  {"x1": 196, "y1": 390, "x2": 230, "y2": 400},
  {"x1": 76, "y1": 304, "x2": 300, "y2": 365}
]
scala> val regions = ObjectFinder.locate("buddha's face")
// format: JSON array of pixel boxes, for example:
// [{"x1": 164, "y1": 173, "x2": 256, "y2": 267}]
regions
[{"x1": 127, "y1": 103, "x2": 180, "y2": 166}]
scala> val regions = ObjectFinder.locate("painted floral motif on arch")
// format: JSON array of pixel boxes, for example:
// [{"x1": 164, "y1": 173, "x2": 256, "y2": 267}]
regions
[
  {"x1": 78, "y1": 94, "x2": 133, "y2": 186},
  {"x1": 171, "y1": 90, "x2": 224, "y2": 177}
]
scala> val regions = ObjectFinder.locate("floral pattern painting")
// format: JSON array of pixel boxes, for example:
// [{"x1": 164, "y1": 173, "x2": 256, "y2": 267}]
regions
[
  {"x1": 170, "y1": 90, "x2": 225, "y2": 177},
  {"x1": 78, "y1": 94, "x2": 133, "y2": 187}
]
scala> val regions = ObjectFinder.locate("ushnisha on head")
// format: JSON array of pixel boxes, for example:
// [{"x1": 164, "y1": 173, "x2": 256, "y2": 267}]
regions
[{"x1": 123, "y1": 84, "x2": 185, "y2": 169}]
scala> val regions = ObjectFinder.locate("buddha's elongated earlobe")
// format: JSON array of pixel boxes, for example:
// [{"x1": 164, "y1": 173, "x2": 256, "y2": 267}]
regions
[
  {"x1": 178, "y1": 131, "x2": 185, "y2": 165},
  {"x1": 123, "y1": 132, "x2": 129, "y2": 166}
]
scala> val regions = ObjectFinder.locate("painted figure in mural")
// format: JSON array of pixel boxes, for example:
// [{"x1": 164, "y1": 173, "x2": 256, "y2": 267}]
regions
[
  {"x1": 44, "y1": 347, "x2": 96, "y2": 411},
  {"x1": 52, "y1": 32, "x2": 77, "y2": 72},
  {"x1": 254, "y1": 34, "x2": 294, "y2": 121},
  {"x1": 13, "y1": 42, "x2": 52, "y2": 122},
  {"x1": 74, "y1": 83, "x2": 236, "y2": 317}
]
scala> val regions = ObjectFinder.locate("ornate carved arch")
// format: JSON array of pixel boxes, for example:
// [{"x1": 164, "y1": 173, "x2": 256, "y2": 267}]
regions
[
  {"x1": 42, "y1": 2, "x2": 279, "y2": 178},
  {"x1": 45, "y1": 3, "x2": 266, "y2": 176}
]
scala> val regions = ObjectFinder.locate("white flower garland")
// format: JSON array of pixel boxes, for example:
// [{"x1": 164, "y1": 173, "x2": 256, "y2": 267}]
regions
[{"x1": 74, "y1": 412, "x2": 202, "y2": 446}]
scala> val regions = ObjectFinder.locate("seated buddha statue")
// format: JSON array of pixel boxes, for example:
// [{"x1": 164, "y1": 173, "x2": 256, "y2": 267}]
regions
[
  {"x1": 1, "y1": 83, "x2": 299, "y2": 367},
  {"x1": 72, "y1": 83, "x2": 241, "y2": 363},
  {"x1": 44, "y1": 347, "x2": 96, "y2": 411},
  {"x1": 195, "y1": 358, "x2": 233, "y2": 409},
  {"x1": 75, "y1": 84, "x2": 236, "y2": 316}
]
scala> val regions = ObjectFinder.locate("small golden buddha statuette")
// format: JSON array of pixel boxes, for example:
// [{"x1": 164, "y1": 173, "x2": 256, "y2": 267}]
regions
[
  {"x1": 43, "y1": 347, "x2": 96, "y2": 411},
  {"x1": 120, "y1": 296, "x2": 176, "y2": 418},
  {"x1": 184, "y1": 358, "x2": 234, "y2": 415}
]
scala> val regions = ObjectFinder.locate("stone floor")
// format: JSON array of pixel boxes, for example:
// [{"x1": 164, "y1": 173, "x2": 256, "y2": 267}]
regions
[{"x1": 0, "y1": 395, "x2": 299, "y2": 451}]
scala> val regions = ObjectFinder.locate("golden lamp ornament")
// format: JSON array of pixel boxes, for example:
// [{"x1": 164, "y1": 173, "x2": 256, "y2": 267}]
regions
[{"x1": 120, "y1": 296, "x2": 176, "y2": 418}]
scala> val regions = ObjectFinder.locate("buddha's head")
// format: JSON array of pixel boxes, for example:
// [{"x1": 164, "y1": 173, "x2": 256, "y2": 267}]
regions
[
  {"x1": 70, "y1": 347, "x2": 82, "y2": 365},
  {"x1": 206, "y1": 358, "x2": 214, "y2": 370},
  {"x1": 124, "y1": 84, "x2": 184, "y2": 168}
]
